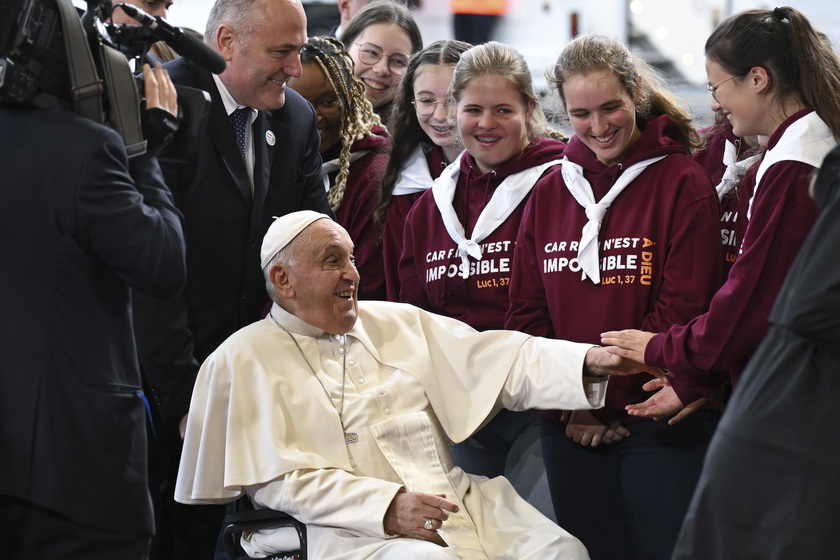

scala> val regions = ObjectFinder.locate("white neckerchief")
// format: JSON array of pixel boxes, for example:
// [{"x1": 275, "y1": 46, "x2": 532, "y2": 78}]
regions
[
  {"x1": 392, "y1": 146, "x2": 435, "y2": 196},
  {"x1": 716, "y1": 140, "x2": 762, "y2": 200},
  {"x1": 432, "y1": 153, "x2": 563, "y2": 278},
  {"x1": 561, "y1": 155, "x2": 667, "y2": 284},
  {"x1": 747, "y1": 111, "x2": 837, "y2": 220},
  {"x1": 321, "y1": 150, "x2": 370, "y2": 192}
]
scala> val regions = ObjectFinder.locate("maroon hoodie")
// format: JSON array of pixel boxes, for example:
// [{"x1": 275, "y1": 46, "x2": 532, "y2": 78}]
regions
[
  {"x1": 399, "y1": 135, "x2": 566, "y2": 331},
  {"x1": 382, "y1": 144, "x2": 450, "y2": 302},
  {"x1": 646, "y1": 110, "x2": 822, "y2": 387},
  {"x1": 693, "y1": 121, "x2": 759, "y2": 274},
  {"x1": 505, "y1": 114, "x2": 725, "y2": 424},
  {"x1": 330, "y1": 124, "x2": 391, "y2": 300}
]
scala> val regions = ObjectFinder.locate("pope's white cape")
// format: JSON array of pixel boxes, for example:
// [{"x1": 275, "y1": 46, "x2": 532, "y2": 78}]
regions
[{"x1": 175, "y1": 300, "x2": 603, "y2": 504}]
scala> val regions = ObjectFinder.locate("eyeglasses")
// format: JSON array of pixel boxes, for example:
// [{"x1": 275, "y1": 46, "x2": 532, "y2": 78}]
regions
[
  {"x1": 707, "y1": 75, "x2": 736, "y2": 101},
  {"x1": 354, "y1": 42, "x2": 409, "y2": 75},
  {"x1": 411, "y1": 96, "x2": 452, "y2": 116},
  {"x1": 313, "y1": 97, "x2": 342, "y2": 117}
]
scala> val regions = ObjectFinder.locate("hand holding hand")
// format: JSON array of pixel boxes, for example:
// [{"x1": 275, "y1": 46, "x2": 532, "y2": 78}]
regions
[
  {"x1": 584, "y1": 346, "x2": 663, "y2": 378},
  {"x1": 384, "y1": 491, "x2": 459, "y2": 539},
  {"x1": 599, "y1": 329, "x2": 657, "y2": 365}
]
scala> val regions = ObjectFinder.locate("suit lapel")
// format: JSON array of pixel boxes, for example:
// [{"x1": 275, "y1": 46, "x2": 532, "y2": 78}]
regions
[
  {"x1": 252, "y1": 112, "x2": 281, "y2": 215},
  {"x1": 198, "y1": 71, "x2": 253, "y2": 208}
]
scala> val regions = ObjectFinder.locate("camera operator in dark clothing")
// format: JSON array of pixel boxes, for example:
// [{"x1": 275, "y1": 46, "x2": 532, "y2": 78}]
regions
[{"x1": 0, "y1": 0, "x2": 186, "y2": 555}]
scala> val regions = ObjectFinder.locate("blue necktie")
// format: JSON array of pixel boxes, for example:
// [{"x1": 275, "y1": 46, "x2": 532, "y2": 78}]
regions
[{"x1": 230, "y1": 106, "x2": 251, "y2": 160}]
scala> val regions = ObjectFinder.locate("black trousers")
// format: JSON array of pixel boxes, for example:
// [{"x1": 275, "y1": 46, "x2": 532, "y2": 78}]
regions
[
  {"x1": 0, "y1": 496, "x2": 151, "y2": 560},
  {"x1": 146, "y1": 404, "x2": 226, "y2": 560}
]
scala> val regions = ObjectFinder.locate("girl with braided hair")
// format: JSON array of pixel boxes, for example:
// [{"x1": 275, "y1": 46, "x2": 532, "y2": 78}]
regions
[
  {"x1": 376, "y1": 39, "x2": 471, "y2": 302},
  {"x1": 288, "y1": 36, "x2": 391, "y2": 300}
]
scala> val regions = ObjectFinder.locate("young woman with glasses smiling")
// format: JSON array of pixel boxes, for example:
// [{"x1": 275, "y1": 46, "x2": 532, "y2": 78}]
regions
[
  {"x1": 397, "y1": 42, "x2": 567, "y2": 522},
  {"x1": 600, "y1": 9, "x2": 840, "y2": 560},
  {"x1": 287, "y1": 36, "x2": 392, "y2": 300},
  {"x1": 603, "y1": 7, "x2": 840, "y2": 398},
  {"x1": 375, "y1": 39, "x2": 472, "y2": 302},
  {"x1": 339, "y1": 2, "x2": 423, "y2": 122}
]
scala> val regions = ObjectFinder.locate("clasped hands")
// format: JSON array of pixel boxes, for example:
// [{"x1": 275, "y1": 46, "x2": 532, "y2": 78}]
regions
[
  {"x1": 600, "y1": 328, "x2": 704, "y2": 425},
  {"x1": 562, "y1": 330, "x2": 707, "y2": 447}
]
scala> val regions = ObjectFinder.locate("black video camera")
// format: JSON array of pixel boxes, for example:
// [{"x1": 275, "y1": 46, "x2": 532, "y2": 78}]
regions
[{"x1": 0, "y1": 0, "x2": 221, "y2": 159}]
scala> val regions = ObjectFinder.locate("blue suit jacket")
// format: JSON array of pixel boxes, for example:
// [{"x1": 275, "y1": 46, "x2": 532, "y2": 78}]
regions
[{"x1": 133, "y1": 58, "x2": 333, "y2": 420}]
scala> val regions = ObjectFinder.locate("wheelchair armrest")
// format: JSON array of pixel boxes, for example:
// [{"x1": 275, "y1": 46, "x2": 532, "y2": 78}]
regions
[{"x1": 223, "y1": 507, "x2": 308, "y2": 560}]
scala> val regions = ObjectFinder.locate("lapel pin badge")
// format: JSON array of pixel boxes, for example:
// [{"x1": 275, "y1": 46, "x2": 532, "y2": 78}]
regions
[{"x1": 265, "y1": 130, "x2": 276, "y2": 146}]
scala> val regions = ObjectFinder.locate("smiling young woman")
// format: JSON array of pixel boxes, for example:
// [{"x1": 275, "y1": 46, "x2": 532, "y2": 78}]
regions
[
  {"x1": 375, "y1": 40, "x2": 471, "y2": 302},
  {"x1": 397, "y1": 41, "x2": 567, "y2": 522},
  {"x1": 602, "y1": 9, "x2": 840, "y2": 411},
  {"x1": 504, "y1": 34, "x2": 726, "y2": 560},
  {"x1": 287, "y1": 36, "x2": 391, "y2": 300},
  {"x1": 339, "y1": 2, "x2": 422, "y2": 122},
  {"x1": 598, "y1": 10, "x2": 840, "y2": 558}
]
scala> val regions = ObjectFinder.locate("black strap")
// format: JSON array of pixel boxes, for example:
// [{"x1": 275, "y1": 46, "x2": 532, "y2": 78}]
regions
[
  {"x1": 54, "y1": 0, "x2": 103, "y2": 122},
  {"x1": 98, "y1": 40, "x2": 147, "y2": 157}
]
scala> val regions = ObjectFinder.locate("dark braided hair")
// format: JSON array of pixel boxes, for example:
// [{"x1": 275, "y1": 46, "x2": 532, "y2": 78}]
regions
[
  {"x1": 374, "y1": 39, "x2": 471, "y2": 228},
  {"x1": 300, "y1": 36, "x2": 382, "y2": 211}
]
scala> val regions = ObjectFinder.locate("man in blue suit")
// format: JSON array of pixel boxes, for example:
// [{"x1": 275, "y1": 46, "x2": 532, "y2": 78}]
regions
[{"x1": 132, "y1": 0, "x2": 333, "y2": 557}]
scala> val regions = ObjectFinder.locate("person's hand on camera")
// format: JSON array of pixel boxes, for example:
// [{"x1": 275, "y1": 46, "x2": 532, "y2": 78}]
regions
[
  {"x1": 143, "y1": 62, "x2": 177, "y2": 116},
  {"x1": 141, "y1": 62, "x2": 179, "y2": 154}
]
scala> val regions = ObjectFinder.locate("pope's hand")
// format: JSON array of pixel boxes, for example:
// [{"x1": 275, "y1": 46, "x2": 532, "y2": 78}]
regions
[
  {"x1": 384, "y1": 490, "x2": 459, "y2": 539},
  {"x1": 584, "y1": 346, "x2": 665, "y2": 378}
]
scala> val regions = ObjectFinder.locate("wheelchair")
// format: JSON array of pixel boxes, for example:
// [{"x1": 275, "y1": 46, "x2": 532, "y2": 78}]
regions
[{"x1": 222, "y1": 498, "x2": 308, "y2": 560}]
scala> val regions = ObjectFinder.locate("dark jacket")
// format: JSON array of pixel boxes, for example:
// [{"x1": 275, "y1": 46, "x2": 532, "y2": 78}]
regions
[
  {"x1": 0, "y1": 105, "x2": 186, "y2": 534},
  {"x1": 134, "y1": 58, "x2": 333, "y2": 420}
]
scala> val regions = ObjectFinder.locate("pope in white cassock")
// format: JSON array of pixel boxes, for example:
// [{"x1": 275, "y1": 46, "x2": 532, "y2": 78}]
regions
[{"x1": 174, "y1": 211, "x2": 647, "y2": 559}]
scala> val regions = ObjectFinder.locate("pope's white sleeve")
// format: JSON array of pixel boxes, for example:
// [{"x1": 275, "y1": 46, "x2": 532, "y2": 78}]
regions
[
  {"x1": 246, "y1": 468, "x2": 404, "y2": 538},
  {"x1": 500, "y1": 338, "x2": 607, "y2": 410}
]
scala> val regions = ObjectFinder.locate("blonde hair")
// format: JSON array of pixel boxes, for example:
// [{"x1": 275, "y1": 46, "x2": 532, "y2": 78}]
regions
[{"x1": 451, "y1": 41, "x2": 565, "y2": 142}]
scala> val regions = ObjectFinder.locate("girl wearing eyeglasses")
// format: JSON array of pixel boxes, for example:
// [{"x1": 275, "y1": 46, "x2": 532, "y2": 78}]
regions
[
  {"x1": 375, "y1": 39, "x2": 471, "y2": 302},
  {"x1": 339, "y1": 2, "x2": 423, "y2": 123},
  {"x1": 600, "y1": 8, "x2": 840, "y2": 560},
  {"x1": 287, "y1": 36, "x2": 391, "y2": 300},
  {"x1": 397, "y1": 42, "x2": 567, "y2": 521},
  {"x1": 603, "y1": 8, "x2": 840, "y2": 408},
  {"x1": 504, "y1": 34, "x2": 726, "y2": 560}
]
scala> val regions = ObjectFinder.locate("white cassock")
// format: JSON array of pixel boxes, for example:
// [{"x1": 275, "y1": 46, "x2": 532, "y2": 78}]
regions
[{"x1": 176, "y1": 301, "x2": 607, "y2": 559}]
